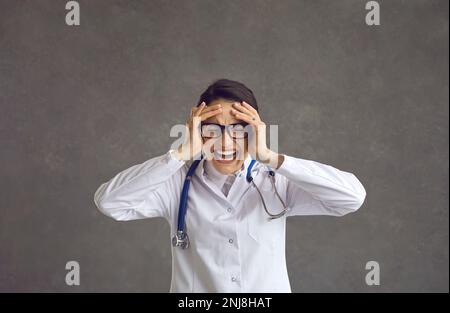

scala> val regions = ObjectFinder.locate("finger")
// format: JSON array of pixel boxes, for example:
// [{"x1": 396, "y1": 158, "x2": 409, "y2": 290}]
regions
[
  {"x1": 201, "y1": 103, "x2": 222, "y2": 114},
  {"x1": 231, "y1": 111, "x2": 256, "y2": 124},
  {"x1": 192, "y1": 102, "x2": 206, "y2": 116},
  {"x1": 232, "y1": 102, "x2": 254, "y2": 117},
  {"x1": 241, "y1": 101, "x2": 258, "y2": 115},
  {"x1": 200, "y1": 108, "x2": 222, "y2": 121},
  {"x1": 192, "y1": 102, "x2": 205, "y2": 116},
  {"x1": 231, "y1": 107, "x2": 259, "y2": 123}
]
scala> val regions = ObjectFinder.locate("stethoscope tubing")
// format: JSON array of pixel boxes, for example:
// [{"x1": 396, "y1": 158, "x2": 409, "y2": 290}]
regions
[{"x1": 172, "y1": 157, "x2": 289, "y2": 249}]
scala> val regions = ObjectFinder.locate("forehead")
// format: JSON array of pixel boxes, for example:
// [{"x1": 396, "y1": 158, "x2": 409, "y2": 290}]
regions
[{"x1": 204, "y1": 98, "x2": 240, "y2": 125}]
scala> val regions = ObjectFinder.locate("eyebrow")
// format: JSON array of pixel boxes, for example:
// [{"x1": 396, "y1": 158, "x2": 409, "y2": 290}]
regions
[{"x1": 201, "y1": 122, "x2": 247, "y2": 126}]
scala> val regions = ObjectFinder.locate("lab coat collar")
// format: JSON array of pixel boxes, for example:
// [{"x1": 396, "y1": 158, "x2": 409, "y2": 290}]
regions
[
  {"x1": 191, "y1": 154, "x2": 267, "y2": 207},
  {"x1": 196, "y1": 154, "x2": 254, "y2": 180}
]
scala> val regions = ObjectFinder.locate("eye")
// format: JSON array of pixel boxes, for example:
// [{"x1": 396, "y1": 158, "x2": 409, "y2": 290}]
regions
[
  {"x1": 201, "y1": 125, "x2": 221, "y2": 138},
  {"x1": 229, "y1": 124, "x2": 247, "y2": 138}
]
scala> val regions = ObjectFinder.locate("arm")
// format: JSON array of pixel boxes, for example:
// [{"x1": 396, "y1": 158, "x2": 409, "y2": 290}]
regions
[
  {"x1": 94, "y1": 102, "x2": 223, "y2": 221},
  {"x1": 227, "y1": 101, "x2": 366, "y2": 216},
  {"x1": 275, "y1": 154, "x2": 366, "y2": 217},
  {"x1": 94, "y1": 150, "x2": 186, "y2": 221}
]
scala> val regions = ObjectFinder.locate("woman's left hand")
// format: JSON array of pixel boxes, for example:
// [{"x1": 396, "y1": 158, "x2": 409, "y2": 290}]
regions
[{"x1": 231, "y1": 101, "x2": 284, "y2": 169}]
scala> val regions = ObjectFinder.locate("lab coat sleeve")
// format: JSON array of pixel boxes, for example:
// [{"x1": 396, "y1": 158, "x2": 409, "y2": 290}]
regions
[
  {"x1": 94, "y1": 150, "x2": 186, "y2": 221},
  {"x1": 275, "y1": 154, "x2": 366, "y2": 216}
]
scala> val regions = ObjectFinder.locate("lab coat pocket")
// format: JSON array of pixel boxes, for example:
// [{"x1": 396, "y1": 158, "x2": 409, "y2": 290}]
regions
[{"x1": 246, "y1": 217, "x2": 279, "y2": 255}]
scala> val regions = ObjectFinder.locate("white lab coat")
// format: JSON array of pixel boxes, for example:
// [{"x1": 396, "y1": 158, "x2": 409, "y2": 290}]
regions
[{"x1": 94, "y1": 150, "x2": 366, "y2": 292}]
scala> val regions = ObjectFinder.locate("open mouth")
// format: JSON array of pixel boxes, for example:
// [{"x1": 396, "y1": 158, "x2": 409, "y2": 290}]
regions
[{"x1": 213, "y1": 150, "x2": 237, "y2": 163}]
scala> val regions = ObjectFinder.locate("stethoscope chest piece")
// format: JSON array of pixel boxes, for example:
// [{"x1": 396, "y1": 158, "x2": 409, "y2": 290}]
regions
[{"x1": 172, "y1": 230, "x2": 190, "y2": 249}]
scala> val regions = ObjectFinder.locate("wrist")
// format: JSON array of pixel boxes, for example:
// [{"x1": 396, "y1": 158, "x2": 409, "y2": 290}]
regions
[
  {"x1": 173, "y1": 145, "x2": 188, "y2": 161},
  {"x1": 258, "y1": 149, "x2": 283, "y2": 169}
]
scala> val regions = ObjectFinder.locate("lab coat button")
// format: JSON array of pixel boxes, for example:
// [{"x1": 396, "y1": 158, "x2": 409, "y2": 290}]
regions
[
  {"x1": 227, "y1": 208, "x2": 232, "y2": 213},
  {"x1": 228, "y1": 238, "x2": 234, "y2": 244}
]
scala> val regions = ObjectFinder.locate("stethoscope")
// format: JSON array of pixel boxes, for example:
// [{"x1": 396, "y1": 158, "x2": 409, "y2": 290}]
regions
[{"x1": 172, "y1": 157, "x2": 289, "y2": 249}]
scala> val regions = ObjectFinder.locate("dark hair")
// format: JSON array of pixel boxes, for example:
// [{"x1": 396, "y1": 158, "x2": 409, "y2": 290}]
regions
[{"x1": 197, "y1": 79, "x2": 258, "y2": 112}]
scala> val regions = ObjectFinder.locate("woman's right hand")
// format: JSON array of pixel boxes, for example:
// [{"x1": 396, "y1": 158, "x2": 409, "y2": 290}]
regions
[{"x1": 173, "y1": 102, "x2": 222, "y2": 161}]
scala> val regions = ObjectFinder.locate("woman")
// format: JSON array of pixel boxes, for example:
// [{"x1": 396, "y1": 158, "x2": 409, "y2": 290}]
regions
[{"x1": 94, "y1": 78, "x2": 366, "y2": 292}]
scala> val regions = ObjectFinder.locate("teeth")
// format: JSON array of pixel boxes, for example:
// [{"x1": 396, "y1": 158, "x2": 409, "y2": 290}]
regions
[
  {"x1": 214, "y1": 150, "x2": 236, "y2": 160},
  {"x1": 217, "y1": 150, "x2": 235, "y2": 156}
]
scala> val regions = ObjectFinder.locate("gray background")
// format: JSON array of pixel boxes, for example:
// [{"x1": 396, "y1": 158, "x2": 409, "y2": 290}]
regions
[{"x1": 0, "y1": 0, "x2": 448, "y2": 292}]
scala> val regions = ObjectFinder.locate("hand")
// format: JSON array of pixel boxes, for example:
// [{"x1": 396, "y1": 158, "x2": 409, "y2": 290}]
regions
[
  {"x1": 173, "y1": 102, "x2": 223, "y2": 161},
  {"x1": 231, "y1": 102, "x2": 284, "y2": 169}
]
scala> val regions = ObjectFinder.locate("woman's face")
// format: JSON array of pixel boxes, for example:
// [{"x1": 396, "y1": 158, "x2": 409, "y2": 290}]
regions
[{"x1": 202, "y1": 98, "x2": 249, "y2": 175}]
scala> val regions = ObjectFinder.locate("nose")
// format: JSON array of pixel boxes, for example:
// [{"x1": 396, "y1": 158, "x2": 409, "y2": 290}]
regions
[{"x1": 221, "y1": 129, "x2": 235, "y2": 150}]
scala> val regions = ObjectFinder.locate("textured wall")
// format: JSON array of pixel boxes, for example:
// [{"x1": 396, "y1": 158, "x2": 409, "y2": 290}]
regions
[{"x1": 0, "y1": 0, "x2": 448, "y2": 292}]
